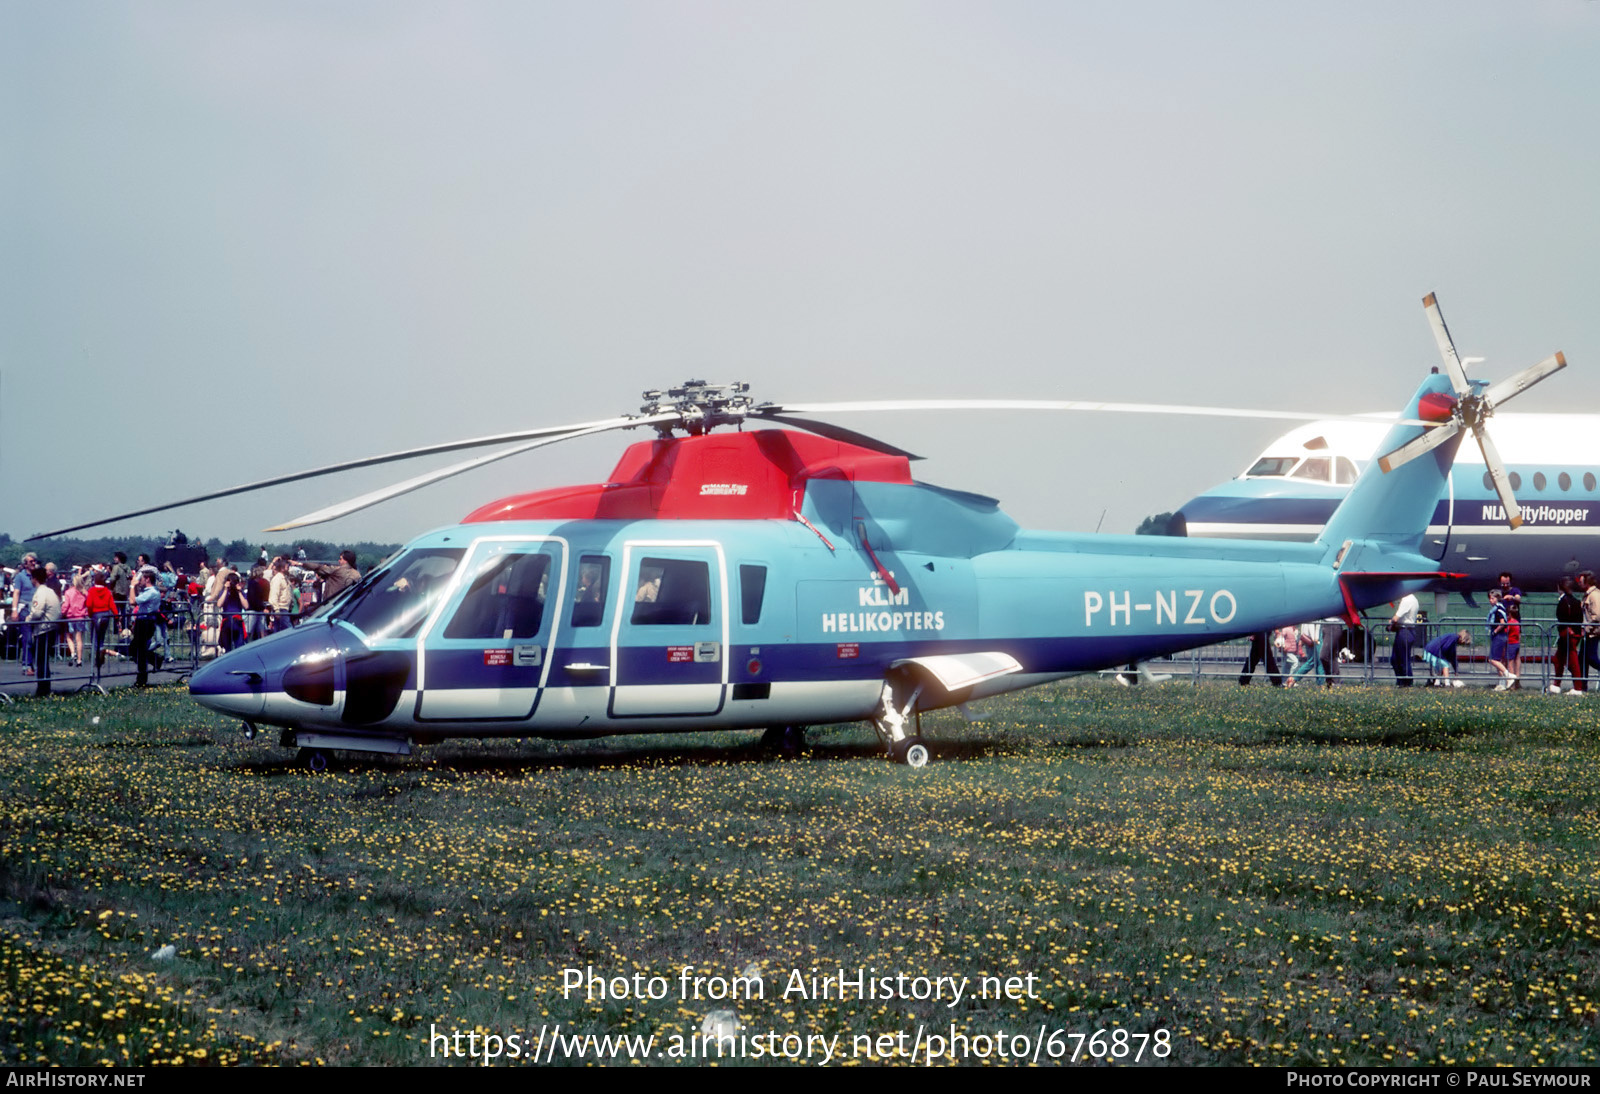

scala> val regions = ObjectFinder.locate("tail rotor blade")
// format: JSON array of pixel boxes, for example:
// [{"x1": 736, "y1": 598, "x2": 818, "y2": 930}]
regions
[
  {"x1": 1423, "y1": 292, "x2": 1473, "y2": 397},
  {"x1": 1482, "y1": 351, "x2": 1566, "y2": 410},
  {"x1": 1376, "y1": 420, "x2": 1461, "y2": 474},
  {"x1": 1472, "y1": 422, "x2": 1523, "y2": 530}
]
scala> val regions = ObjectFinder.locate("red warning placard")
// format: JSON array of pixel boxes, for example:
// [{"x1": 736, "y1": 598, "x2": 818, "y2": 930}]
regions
[
  {"x1": 667, "y1": 646, "x2": 694, "y2": 663},
  {"x1": 483, "y1": 649, "x2": 512, "y2": 666}
]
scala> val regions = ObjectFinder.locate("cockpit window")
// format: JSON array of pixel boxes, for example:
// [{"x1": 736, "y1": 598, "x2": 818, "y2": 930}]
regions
[
  {"x1": 1291, "y1": 457, "x2": 1331, "y2": 482},
  {"x1": 331, "y1": 547, "x2": 464, "y2": 642},
  {"x1": 444, "y1": 551, "x2": 550, "y2": 640},
  {"x1": 1245, "y1": 456, "x2": 1298, "y2": 478},
  {"x1": 1336, "y1": 457, "x2": 1360, "y2": 485}
]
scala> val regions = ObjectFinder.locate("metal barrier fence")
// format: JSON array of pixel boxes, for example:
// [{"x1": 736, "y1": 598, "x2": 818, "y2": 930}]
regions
[
  {"x1": 1151, "y1": 615, "x2": 1599, "y2": 692},
  {"x1": 0, "y1": 600, "x2": 303, "y2": 698}
]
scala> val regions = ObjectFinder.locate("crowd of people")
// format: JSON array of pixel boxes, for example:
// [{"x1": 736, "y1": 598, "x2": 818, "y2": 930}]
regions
[
  {"x1": 1240, "y1": 570, "x2": 1600, "y2": 692},
  {"x1": 3, "y1": 549, "x2": 363, "y2": 696}
]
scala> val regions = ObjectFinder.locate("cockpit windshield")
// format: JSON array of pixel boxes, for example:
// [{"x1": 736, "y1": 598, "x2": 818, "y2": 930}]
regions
[
  {"x1": 329, "y1": 547, "x2": 465, "y2": 642},
  {"x1": 1244, "y1": 456, "x2": 1299, "y2": 478},
  {"x1": 1291, "y1": 457, "x2": 1331, "y2": 482}
]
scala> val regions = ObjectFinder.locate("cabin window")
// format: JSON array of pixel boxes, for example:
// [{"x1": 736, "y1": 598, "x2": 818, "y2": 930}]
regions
[
  {"x1": 569, "y1": 556, "x2": 611, "y2": 627},
  {"x1": 444, "y1": 551, "x2": 550, "y2": 640},
  {"x1": 1587, "y1": 473, "x2": 1597, "y2": 493},
  {"x1": 1560, "y1": 472, "x2": 1573, "y2": 491},
  {"x1": 631, "y1": 558, "x2": 713, "y2": 626},
  {"x1": 1245, "y1": 456, "x2": 1297, "y2": 478},
  {"x1": 1336, "y1": 458, "x2": 1359, "y2": 485},
  {"x1": 1534, "y1": 472, "x2": 1547, "y2": 492},
  {"x1": 333, "y1": 547, "x2": 465, "y2": 642},
  {"x1": 1509, "y1": 472, "x2": 1522, "y2": 491},
  {"x1": 1291, "y1": 458, "x2": 1331, "y2": 482},
  {"x1": 740, "y1": 564, "x2": 768, "y2": 625}
]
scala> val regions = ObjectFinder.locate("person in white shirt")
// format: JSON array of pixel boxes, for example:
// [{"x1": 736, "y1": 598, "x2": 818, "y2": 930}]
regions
[
  {"x1": 268, "y1": 557, "x2": 294, "y2": 632},
  {"x1": 25, "y1": 566, "x2": 61, "y2": 697},
  {"x1": 1390, "y1": 593, "x2": 1419, "y2": 688}
]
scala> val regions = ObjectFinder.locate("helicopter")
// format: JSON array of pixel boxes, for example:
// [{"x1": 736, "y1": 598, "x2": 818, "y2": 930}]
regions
[{"x1": 32, "y1": 296, "x2": 1565, "y2": 770}]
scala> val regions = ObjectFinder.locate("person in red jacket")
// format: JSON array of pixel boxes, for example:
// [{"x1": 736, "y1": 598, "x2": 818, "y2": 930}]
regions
[{"x1": 85, "y1": 572, "x2": 119, "y2": 672}]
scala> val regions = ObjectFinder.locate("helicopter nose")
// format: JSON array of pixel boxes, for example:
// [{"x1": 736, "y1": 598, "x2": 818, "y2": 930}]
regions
[{"x1": 189, "y1": 649, "x2": 267, "y2": 718}]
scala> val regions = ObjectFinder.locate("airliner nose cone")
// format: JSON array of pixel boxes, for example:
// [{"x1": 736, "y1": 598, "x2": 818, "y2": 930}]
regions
[{"x1": 190, "y1": 649, "x2": 266, "y2": 717}]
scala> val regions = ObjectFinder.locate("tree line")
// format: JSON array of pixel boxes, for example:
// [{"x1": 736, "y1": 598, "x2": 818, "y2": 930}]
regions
[{"x1": 0, "y1": 532, "x2": 401, "y2": 573}]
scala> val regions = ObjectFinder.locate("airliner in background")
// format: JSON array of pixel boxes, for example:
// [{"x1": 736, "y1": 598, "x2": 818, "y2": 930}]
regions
[{"x1": 1173, "y1": 412, "x2": 1597, "y2": 594}]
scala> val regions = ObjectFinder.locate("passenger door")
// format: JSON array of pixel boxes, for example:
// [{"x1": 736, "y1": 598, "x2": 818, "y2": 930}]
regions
[
  {"x1": 610, "y1": 541, "x2": 727, "y2": 717},
  {"x1": 416, "y1": 537, "x2": 566, "y2": 722}
]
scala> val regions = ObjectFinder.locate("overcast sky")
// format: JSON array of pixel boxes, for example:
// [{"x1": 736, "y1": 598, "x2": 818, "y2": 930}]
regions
[{"x1": 4, "y1": 2, "x2": 1597, "y2": 549}]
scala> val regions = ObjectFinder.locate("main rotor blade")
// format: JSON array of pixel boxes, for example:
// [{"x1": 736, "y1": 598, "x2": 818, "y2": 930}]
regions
[
  {"x1": 1376, "y1": 420, "x2": 1461, "y2": 474},
  {"x1": 263, "y1": 421, "x2": 631, "y2": 532},
  {"x1": 753, "y1": 412, "x2": 922, "y2": 459},
  {"x1": 27, "y1": 412, "x2": 680, "y2": 540},
  {"x1": 1481, "y1": 351, "x2": 1566, "y2": 410},
  {"x1": 771, "y1": 398, "x2": 1425, "y2": 426},
  {"x1": 1471, "y1": 422, "x2": 1523, "y2": 530},
  {"x1": 1423, "y1": 292, "x2": 1473, "y2": 397}
]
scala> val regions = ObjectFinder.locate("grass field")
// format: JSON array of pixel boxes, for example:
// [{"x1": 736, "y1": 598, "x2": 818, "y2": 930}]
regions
[{"x1": 3, "y1": 680, "x2": 1599, "y2": 1067}]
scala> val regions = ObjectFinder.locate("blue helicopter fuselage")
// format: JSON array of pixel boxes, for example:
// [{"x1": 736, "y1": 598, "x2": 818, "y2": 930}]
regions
[{"x1": 189, "y1": 390, "x2": 1455, "y2": 753}]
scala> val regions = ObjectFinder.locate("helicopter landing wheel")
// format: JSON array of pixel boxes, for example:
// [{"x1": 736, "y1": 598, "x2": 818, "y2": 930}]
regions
[
  {"x1": 892, "y1": 738, "x2": 931, "y2": 768},
  {"x1": 297, "y1": 747, "x2": 330, "y2": 773}
]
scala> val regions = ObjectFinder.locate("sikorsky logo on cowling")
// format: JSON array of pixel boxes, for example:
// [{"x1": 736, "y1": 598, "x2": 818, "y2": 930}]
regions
[
  {"x1": 1084, "y1": 589, "x2": 1237, "y2": 627},
  {"x1": 699, "y1": 483, "x2": 749, "y2": 496}
]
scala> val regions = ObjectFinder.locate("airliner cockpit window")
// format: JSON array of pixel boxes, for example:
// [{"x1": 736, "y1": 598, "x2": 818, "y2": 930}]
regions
[
  {"x1": 1291, "y1": 458, "x2": 1331, "y2": 482},
  {"x1": 1245, "y1": 457, "x2": 1298, "y2": 478},
  {"x1": 332, "y1": 548, "x2": 464, "y2": 642},
  {"x1": 1336, "y1": 457, "x2": 1360, "y2": 485}
]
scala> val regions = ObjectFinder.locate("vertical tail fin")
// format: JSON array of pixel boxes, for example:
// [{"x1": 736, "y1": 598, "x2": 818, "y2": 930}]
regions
[{"x1": 1317, "y1": 373, "x2": 1463, "y2": 559}]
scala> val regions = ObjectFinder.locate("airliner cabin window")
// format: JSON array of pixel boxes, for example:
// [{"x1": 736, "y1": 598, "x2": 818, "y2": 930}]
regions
[
  {"x1": 444, "y1": 551, "x2": 550, "y2": 640},
  {"x1": 569, "y1": 556, "x2": 610, "y2": 628},
  {"x1": 632, "y1": 558, "x2": 713, "y2": 626}
]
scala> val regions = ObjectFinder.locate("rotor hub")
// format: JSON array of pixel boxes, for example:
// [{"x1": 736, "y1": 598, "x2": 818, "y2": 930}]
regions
[
  {"x1": 638, "y1": 380, "x2": 755, "y2": 437},
  {"x1": 1455, "y1": 392, "x2": 1489, "y2": 431}
]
